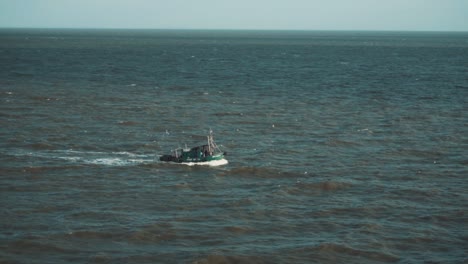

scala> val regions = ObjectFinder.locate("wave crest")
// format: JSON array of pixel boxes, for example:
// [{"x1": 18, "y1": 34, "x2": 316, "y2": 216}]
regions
[
  {"x1": 298, "y1": 181, "x2": 351, "y2": 191},
  {"x1": 193, "y1": 255, "x2": 268, "y2": 264}
]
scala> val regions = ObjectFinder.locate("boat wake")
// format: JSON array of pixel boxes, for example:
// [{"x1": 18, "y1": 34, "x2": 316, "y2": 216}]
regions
[{"x1": 6, "y1": 149, "x2": 156, "y2": 167}]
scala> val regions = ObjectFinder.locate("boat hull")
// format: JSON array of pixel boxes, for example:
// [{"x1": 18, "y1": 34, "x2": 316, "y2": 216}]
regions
[
  {"x1": 159, "y1": 131, "x2": 227, "y2": 166},
  {"x1": 159, "y1": 153, "x2": 227, "y2": 165},
  {"x1": 180, "y1": 158, "x2": 228, "y2": 167}
]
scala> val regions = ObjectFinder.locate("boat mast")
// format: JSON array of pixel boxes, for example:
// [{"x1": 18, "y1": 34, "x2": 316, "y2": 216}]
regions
[{"x1": 207, "y1": 129, "x2": 212, "y2": 154}]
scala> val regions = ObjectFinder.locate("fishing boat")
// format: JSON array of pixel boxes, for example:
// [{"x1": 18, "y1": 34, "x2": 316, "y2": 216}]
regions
[{"x1": 159, "y1": 130, "x2": 228, "y2": 166}]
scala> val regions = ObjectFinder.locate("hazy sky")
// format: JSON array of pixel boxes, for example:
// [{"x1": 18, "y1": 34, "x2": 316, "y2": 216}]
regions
[{"x1": 1, "y1": 0, "x2": 467, "y2": 31}]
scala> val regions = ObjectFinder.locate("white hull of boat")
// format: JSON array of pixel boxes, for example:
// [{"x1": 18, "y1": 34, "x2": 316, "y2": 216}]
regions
[{"x1": 181, "y1": 158, "x2": 228, "y2": 167}]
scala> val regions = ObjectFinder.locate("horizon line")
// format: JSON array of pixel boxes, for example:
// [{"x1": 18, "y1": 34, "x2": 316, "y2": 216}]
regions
[{"x1": 1, "y1": 26, "x2": 467, "y2": 33}]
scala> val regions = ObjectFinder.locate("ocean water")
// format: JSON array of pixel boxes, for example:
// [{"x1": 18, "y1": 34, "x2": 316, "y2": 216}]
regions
[{"x1": 1, "y1": 29, "x2": 467, "y2": 263}]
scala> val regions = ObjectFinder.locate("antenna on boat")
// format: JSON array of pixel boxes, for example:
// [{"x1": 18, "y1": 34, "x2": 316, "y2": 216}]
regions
[{"x1": 207, "y1": 128, "x2": 212, "y2": 154}]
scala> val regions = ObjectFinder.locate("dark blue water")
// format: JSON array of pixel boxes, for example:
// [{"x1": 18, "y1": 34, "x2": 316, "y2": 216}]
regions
[{"x1": 1, "y1": 29, "x2": 467, "y2": 263}]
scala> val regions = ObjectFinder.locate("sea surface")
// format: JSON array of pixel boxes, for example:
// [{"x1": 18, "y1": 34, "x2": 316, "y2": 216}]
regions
[{"x1": 1, "y1": 29, "x2": 467, "y2": 263}]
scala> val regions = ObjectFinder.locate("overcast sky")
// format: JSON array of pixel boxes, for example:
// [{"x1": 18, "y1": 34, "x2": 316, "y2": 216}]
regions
[{"x1": 1, "y1": 0, "x2": 467, "y2": 31}]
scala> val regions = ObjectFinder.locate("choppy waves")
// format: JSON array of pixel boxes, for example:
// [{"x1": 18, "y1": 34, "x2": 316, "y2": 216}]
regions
[{"x1": 1, "y1": 29, "x2": 467, "y2": 263}]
